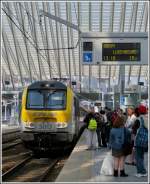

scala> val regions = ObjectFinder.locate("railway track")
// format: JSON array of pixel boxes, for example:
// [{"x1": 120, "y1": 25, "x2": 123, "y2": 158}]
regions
[
  {"x1": 2, "y1": 139, "x2": 22, "y2": 151},
  {"x1": 2, "y1": 151, "x2": 33, "y2": 166},
  {"x1": 2, "y1": 129, "x2": 21, "y2": 144},
  {"x1": 38, "y1": 159, "x2": 59, "y2": 182},
  {"x1": 2, "y1": 155, "x2": 33, "y2": 181},
  {"x1": 2, "y1": 155, "x2": 60, "y2": 182}
]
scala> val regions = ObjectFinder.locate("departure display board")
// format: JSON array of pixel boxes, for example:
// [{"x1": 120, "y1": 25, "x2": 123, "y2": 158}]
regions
[{"x1": 102, "y1": 43, "x2": 141, "y2": 61}]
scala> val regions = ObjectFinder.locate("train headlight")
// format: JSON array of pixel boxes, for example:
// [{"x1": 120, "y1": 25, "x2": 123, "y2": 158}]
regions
[
  {"x1": 56, "y1": 122, "x2": 68, "y2": 129},
  {"x1": 24, "y1": 122, "x2": 35, "y2": 129}
]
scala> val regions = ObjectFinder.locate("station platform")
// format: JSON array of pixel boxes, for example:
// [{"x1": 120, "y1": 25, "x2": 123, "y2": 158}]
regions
[{"x1": 56, "y1": 129, "x2": 148, "y2": 183}]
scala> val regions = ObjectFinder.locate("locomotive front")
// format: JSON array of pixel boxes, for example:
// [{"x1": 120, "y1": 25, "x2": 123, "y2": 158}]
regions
[{"x1": 20, "y1": 81, "x2": 76, "y2": 151}]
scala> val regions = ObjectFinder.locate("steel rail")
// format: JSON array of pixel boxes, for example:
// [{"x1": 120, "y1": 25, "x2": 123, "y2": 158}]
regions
[
  {"x1": 39, "y1": 159, "x2": 59, "y2": 182},
  {"x1": 2, "y1": 155, "x2": 33, "y2": 181},
  {"x1": 2, "y1": 140, "x2": 22, "y2": 151},
  {"x1": 3, "y1": 151, "x2": 32, "y2": 161},
  {"x1": 2, "y1": 130, "x2": 20, "y2": 136}
]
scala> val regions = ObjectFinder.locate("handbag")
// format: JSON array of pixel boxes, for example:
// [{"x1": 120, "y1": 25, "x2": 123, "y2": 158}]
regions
[{"x1": 123, "y1": 128, "x2": 132, "y2": 156}]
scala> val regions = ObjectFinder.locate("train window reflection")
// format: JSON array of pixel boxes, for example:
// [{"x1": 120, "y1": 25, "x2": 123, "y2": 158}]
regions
[
  {"x1": 26, "y1": 90, "x2": 66, "y2": 110},
  {"x1": 47, "y1": 91, "x2": 66, "y2": 109},
  {"x1": 27, "y1": 91, "x2": 44, "y2": 108}
]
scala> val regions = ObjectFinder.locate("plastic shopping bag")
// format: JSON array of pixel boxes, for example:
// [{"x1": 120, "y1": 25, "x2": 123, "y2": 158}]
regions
[{"x1": 100, "y1": 151, "x2": 114, "y2": 176}]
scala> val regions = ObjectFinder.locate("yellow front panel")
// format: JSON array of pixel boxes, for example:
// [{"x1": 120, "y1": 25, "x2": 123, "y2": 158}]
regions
[{"x1": 21, "y1": 86, "x2": 73, "y2": 124}]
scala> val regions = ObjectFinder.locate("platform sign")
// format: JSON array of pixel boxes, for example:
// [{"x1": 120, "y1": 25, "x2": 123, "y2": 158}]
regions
[
  {"x1": 81, "y1": 32, "x2": 148, "y2": 65},
  {"x1": 102, "y1": 43, "x2": 140, "y2": 61},
  {"x1": 83, "y1": 53, "x2": 93, "y2": 63}
]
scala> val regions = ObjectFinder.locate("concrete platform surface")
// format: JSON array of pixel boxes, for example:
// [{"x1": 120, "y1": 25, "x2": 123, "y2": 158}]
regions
[{"x1": 56, "y1": 129, "x2": 148, "y2": 183}]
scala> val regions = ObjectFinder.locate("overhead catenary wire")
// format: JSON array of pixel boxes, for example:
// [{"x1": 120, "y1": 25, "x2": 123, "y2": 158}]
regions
[
  {"x1": 2, "y1": 6, "x2": 58, "y2": 76},
  {"x1": 2, "y1": 3, "x2": 58, "y2": 74},
  {"x1": 2, "y1": 2, "x2": 148, "y2": 92}
]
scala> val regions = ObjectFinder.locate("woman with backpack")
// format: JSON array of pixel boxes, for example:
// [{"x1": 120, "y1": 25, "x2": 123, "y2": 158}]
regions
[{"x1": 83, "y1": 110, "x2": 98, "y2": 150}]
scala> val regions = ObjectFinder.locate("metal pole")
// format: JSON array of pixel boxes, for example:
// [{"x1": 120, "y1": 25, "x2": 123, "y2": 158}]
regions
[
  {"x1": 139, "y1": 85, "x2": 141, "y2": 103},
  {"x1": 120, "y1": 2, "x2": 126, "y2": 32},
  {"x1": 98, "y1": 2, "x2": 103, "y2": 96},
  {"x1": 4, "y1": 103, "x2": 7, "y2": 121},
  {"x1": 31, "y1": 2, "x2": 42, "y2": 80},
  {"x1": 6, "y1": 3, "x2": 24, "y2": 87},
  {"x1": 68, "y1": 3, "x2": 76, "y2": 77},
  {"x1": 119, "y1": 65, "x2": 125, "y2": 107},
  {"x1": 88, "y1": 2, "x2": 91, "y2": 93},
  {"x1": 57, "y1": 3, "x2": 69, "y2": 77},
  {"x1": 78, "y1": 2, "x2": 82, "y2": 93},
  {"x1": 19, "y1": 3, "x2": 33, "y2": 83},
  {"x1": 66, "y1": 2, "x2": 72, "y2": 87},
  {"x1": 108, "y1": 66, "x2": 111, "y2": 92},
  {"x1": 2, "y1": 31, "x2": 15, "y2": 90},
  {"x1": 99, "y1": 64, "x2": 101, "y2": 98},
  {"x1": 54, "y1": 2, "x2": 61, "y2": 80}
]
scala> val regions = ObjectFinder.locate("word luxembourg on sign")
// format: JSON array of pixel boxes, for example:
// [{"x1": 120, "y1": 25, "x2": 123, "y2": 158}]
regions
[
  {"x1": 102, "y1": 43, "x2": 141, "y2": 61},
  {"x1": 81, "y1": 32, "x2": 147, "y2": 65}
]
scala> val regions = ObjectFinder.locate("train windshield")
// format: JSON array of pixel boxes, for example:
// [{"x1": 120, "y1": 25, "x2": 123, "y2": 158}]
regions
[{"x1": 27, "y1": 89, "x2": 66, "y2": 110}]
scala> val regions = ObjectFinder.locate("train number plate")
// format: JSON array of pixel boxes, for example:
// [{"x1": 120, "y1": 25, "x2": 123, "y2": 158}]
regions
[{"x1": 34, "y1": 122, "x2": 56, "y2": 131}]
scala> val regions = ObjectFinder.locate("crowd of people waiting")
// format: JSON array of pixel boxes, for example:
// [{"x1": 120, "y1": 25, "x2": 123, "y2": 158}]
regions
[{"x1": 83, "y1": 105, "x2": 148, "y2": 178}]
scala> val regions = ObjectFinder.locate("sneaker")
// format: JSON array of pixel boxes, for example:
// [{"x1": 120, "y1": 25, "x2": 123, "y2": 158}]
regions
[{"x1": 135, "y1": 173, "x2": 147, "y2": 177}]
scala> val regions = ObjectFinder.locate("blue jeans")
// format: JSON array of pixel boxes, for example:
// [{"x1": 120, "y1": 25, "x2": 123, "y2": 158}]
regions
[{"x1": 135, "y1": 147, "x2": 146, "y2": 174}]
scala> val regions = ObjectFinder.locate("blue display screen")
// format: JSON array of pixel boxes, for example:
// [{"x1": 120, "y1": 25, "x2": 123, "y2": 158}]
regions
[
  {"x1": 83, "y1": 53, "x2": 93, "y2": 63},
  {"x1": 120, "y1": 96, "x2": 125, "y2": 105}
]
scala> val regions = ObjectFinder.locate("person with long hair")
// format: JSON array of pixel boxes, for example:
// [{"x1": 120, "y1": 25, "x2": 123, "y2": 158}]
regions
[
  {"x1": 109, "y1": 115, "x2": 131, "y2": 177},
  {"x1": 125, "y1": 107, "x2": 137, "y2": 164}
]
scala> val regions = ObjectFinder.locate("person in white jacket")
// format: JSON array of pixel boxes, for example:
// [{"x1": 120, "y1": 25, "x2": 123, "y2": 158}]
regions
[
  {"x1": 125, "y1": 107, "x2": 136, "y2": 131},
  {"x1": 125, "y1": 107, "x2": 137, "y2": 165}
]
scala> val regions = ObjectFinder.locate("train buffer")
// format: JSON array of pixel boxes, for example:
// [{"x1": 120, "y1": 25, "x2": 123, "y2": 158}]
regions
[{"x1": 56, "y1": 130, "x2": 148, "y2": 182}]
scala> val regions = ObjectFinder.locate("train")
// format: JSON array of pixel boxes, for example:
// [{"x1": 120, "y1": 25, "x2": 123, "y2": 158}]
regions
[{"x1": 19, "y1": 81, "x2": 84, "y2": 152}]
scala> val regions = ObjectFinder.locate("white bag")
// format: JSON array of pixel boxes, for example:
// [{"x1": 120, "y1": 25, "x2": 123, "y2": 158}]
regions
[{"x1": 100, "y1": 151, "x2": 114, "y2": 176}]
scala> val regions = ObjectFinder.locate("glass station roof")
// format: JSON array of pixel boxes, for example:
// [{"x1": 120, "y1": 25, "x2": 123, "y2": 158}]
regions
[{"x1": 2, "y1": 1, "x2": 149, "y2": 92}]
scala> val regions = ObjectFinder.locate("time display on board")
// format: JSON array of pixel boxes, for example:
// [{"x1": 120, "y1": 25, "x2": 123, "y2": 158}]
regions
[{"x1": 102, "y1": 43, "x2": 141, "y2": 61}]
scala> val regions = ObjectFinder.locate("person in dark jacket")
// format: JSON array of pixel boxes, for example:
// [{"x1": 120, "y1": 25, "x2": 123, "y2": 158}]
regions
[
  {"x1": 109, "y1": 115, "x2": 130, "y2": 177},
  {"x1": 105, "y1": 108, "x2": 113, "y2": 143},
  {"x1": 127, "y1": 108, "x2": 140, "y2": 165},
  {"x1": 132, "y1": 108, "x2": 142, "y2": 135},
  {"x1": 134, "y1": 112, "x2": 148, "y2": 177},
  {"x1": 95, "y1": 112, "x2": 103, "y2": 148},
  {"x1": 100, "y1": 110, "x2": 107, "y2": 147}
]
